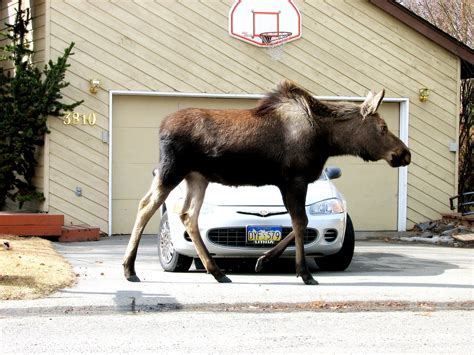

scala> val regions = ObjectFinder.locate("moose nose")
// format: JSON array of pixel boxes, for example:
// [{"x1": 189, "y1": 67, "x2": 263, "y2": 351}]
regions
[
  {"x1": 390, "y1": 148, "x2": 411, "y2": 167},
  {"x1": 396, "y1": 149, "x2": 411, "y2": 167},
  {"x1": 401, "y1": 149, "x2": 411, "y2": 166}
]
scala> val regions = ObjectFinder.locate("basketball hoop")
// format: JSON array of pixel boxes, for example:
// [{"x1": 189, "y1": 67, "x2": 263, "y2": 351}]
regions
[
  {"x1": 229, "y1": 0, "x2": 302, "y2": 49},
  {"x1": 258, "y1": 31, "x2": 292, "y2": 45},
  {"x1": 259, "y1": 31, "x2": 292, "y2": 60}
]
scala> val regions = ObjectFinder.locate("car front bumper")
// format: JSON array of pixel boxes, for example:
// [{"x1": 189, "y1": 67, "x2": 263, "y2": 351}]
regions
[{"x1": 165, "y1": 205, "x2": 347, "y2": 258}]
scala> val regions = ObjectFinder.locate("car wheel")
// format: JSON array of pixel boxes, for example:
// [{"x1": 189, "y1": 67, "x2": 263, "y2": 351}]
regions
[
  {"x1": 315, "y1": 214, "x2": 355, "y2": 271},
  {"x1": 158, "y1": 212, "x2": 193, "y2": 272}
]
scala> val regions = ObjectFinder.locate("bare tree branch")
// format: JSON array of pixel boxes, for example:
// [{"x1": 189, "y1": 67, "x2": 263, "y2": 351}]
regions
[{"x1": 400, "y1": 0, "x2": 473, "y2": 48}]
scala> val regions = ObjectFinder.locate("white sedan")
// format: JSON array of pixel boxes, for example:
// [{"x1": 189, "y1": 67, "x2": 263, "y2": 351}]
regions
[{"x1": 158, "y1": 166, "x2": 355, "y2": 272}]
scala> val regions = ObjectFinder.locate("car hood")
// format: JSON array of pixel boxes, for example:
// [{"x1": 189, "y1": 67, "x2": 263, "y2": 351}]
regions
[{"x1": 203, "y1": 181, "x2": 339, "y2": 206}]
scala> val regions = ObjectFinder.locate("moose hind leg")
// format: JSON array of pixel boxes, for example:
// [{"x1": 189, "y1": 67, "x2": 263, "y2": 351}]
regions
[
  {"x1": 255, "y1": 231, "x2": 295, "y2": 272},
  {"x1": 123, "y1": 175, "x2": 173, "y2": 282},
  {"x1": 180, "y1": 173, "x2": 231, "y2": 283}
]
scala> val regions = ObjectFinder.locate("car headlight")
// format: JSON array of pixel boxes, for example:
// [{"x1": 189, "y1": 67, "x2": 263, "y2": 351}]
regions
[{"x1": 308, "y1": 198, "x2": 345, "y2": 215}]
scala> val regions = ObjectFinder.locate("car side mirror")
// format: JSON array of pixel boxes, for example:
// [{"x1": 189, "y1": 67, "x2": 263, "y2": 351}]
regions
[{"x1": 325, "y1": 166, "x2": 342, "y2": 180}]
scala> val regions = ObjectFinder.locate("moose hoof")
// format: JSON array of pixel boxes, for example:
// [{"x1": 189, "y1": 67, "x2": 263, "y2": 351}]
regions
[
  {"x1": 126, "y1": 275, "x2": 141, "y2": 282},
  {"x1": 216, "y1": 274, "x2": 232, "y2": 283},
  {"x1": 298, "y1": 272, "x2": 319, "y2": 285},
  {"x1": 303, "y1": 278, "x2": 319, "y2": 285},
  {"x1": 255, "y1": 256, "x2": 267, "y2": 273}
]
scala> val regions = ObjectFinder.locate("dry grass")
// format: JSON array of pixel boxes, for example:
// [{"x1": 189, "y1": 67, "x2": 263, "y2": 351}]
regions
[{"x1": 0, "y1": 236, "x2": 76, "y2": 300}]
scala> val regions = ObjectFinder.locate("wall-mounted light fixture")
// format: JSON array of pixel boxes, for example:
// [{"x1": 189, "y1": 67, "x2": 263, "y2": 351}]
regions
[
  {"x1": 89, "y1": 79, "x2": 101, "y2": 94},
  {"x1": 419, "y1": 88, "x2": 430, "y2": 102}
]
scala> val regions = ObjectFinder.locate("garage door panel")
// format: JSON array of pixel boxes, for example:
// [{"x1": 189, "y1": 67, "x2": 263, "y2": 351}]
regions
[
  {"x1": 113, "y1": 96, "x2": 181, "y2": 128},
  {"x1": 178, "y1": 98, "x2": 257, "y2": 110},
  {"x1": 329, "y1": 155, "x2": 388, "y2": 166},
  {"x1": 113, "y1": 163, "x2": 157, "y2": 200},
  {"x1": 325, "y1": 103, "x2": 400, "y2": 230},
  {"x1": 377, "y1": 103, "x2": 399, "y2": 131},
  {"x1": 112, "y1": 96, "x2": 257, "y2": 234},
  {"x1": 113, "y1": 199, "x2": 160, "y2": 235},
  {"x1": 113, "y1": 128, "x2": 160, "y2": 164},
  {"x1": 327, "y1": 157, "x2": 398, "y2": 230}
]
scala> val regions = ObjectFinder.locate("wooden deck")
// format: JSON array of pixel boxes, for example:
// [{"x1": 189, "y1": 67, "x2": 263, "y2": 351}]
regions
[
  {"x1": 0, "y1": 212, "x2": 100, "y2": 242},
  {"x1": 59, "y1": 224, "x2": 100, "y2": 242}
]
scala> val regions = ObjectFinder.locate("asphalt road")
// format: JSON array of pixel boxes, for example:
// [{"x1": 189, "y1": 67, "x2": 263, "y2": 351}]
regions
[{"x1": 1, "y1": 310, "x2": 471, "y2": 353}]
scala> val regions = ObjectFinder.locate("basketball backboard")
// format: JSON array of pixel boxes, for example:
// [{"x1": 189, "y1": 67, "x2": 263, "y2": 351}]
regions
[{"x1": 229, "y1": 0, "x2": 302, "y2": 47}]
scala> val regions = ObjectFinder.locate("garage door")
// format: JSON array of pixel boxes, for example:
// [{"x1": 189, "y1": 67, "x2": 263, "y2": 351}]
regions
[
  {"x1": 112, "y1": 96, "x2": 258, "y2": 234},
  {"x1": 327, "y1": 103, "x2": 400, "y2": 231},
  {"x1": 112, "y1": 95, "x2": 400, "y2": 234}
]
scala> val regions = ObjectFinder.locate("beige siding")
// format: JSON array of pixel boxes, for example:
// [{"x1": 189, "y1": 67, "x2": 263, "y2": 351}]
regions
[
  {"x1": 40, "y1": 0, "x2": 459, "y2": 231},
  {"x1": 1, "y1": 1, "x2": 17, "y2": 71},
  {"x1": 1, "y1": 1, "x2": 45, "y2": 65},
  {"x1": 31, "y1": 0, "x2": 47, "y2": 66}
]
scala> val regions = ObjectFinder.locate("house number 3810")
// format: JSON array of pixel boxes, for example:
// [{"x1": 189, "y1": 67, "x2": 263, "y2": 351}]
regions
[{"x1": 63, "y1": 112, "x2": 97, "y2": 126}]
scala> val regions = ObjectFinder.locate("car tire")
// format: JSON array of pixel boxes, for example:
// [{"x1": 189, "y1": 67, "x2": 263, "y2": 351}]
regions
[
  {"x1": 315, "y1": 214, "x2": 355, "y2": 271},
  {"x1": 158, "y1": 212, "x2": 193, "y2": 272}
]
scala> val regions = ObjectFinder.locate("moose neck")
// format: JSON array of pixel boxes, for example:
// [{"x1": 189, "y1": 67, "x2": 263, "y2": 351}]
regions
[{"x1": 318, "y1": 102, "x2": 366, "y2": 158}]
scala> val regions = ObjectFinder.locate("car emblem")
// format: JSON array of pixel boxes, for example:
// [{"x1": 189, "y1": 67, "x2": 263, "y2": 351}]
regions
[{"x1": 237, "y1": 210, "x2": 287, "y2": 218}]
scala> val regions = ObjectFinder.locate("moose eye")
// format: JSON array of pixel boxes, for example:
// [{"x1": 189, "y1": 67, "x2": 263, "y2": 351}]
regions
[{"x1": 380, "y1": 125, "x2": 388, "y2": 134}]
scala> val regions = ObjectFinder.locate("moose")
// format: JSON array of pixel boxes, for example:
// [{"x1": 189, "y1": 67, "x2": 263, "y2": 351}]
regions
[{"x1": 123, "y1": 80, "x2": 410, "y2": 285}]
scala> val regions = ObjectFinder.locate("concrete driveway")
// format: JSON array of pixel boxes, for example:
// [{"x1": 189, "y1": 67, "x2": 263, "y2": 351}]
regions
[{"x1": 1, "y1": 235, "x2": 472, "y2": 315}]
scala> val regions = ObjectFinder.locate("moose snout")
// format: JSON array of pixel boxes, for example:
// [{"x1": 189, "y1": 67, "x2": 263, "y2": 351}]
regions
[{"x1": 390, "y1": 147, "x2": 411, "y2": 167}]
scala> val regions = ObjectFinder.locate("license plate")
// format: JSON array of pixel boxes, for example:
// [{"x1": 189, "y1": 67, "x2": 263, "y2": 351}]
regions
[{"x1": 246, "y1": 225, "x2": 282, "y2": 245}]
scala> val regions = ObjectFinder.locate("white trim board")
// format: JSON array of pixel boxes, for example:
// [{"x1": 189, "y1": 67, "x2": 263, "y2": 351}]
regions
[{"x1": 108, "y1": 90, "x2": 409, "y2": 235}]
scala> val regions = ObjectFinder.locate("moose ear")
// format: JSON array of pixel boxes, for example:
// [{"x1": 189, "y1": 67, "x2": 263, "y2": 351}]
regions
[
  {"x1": 372, "y1": 89, "x2": 385, "y2": 111},
  {"x1": 360, "y1": 89, "x2": 385, "y2": 118}
]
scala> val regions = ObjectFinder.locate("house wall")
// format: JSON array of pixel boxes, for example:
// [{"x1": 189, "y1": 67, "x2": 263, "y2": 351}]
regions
[{"x1": 32, "y1": 0, "x2": 459, "y2": 231}]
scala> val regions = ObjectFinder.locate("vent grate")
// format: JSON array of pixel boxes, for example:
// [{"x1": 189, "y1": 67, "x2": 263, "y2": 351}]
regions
[{"x1": 323, "y1": 229, "x2": 338, "y2": 242}]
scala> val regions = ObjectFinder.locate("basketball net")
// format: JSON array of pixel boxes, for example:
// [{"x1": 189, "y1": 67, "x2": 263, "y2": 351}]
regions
[
  {"x1": 259, "y1": 31, "x2": 291, "y2": 61},
  {"x1": 266, "y1": 42, "x2": 286, "y2": 60}
]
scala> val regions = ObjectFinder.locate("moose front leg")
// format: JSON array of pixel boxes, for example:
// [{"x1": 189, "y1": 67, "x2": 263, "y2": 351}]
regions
[
  {"x1": 285, "y1": 181, "x2": 318, "y2": 285},
  {"x1": 293, "y1": 216, "x2": 318, "y2": 285}
]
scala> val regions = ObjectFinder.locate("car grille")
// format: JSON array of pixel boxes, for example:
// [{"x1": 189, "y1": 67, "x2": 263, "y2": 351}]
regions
[{"x1": 207, "y1": 227, "x2": 318, "y2": 248}]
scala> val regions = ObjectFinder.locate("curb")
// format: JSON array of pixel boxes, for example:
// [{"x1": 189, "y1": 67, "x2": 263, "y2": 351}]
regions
[{"x1": 2, "y1": 300, "x2": 473, "y2": 317}]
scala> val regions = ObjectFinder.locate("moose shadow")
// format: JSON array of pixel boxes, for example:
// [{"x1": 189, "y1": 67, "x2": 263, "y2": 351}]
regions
[
  {"x1": 196, "y1": 249, "x2": 461, "y2": 279},
  {"x1": 345, "y1": 251, "x2": 458, "y2": 277}
]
